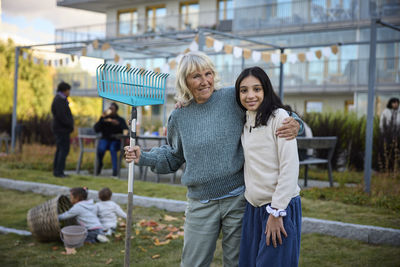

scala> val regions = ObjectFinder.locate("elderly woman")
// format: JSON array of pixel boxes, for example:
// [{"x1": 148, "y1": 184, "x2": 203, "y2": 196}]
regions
[{"x1": 125, "y1": 51, "x2": 303, "y2": 267}]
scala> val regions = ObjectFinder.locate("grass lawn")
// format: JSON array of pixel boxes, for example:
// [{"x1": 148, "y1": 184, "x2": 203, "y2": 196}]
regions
[
  {"x1": 1, "y1": 166, "x2": 399, "y2": 229},
  {"x1": 1, "y1": 188, "x2": 400, "y2": 267}
]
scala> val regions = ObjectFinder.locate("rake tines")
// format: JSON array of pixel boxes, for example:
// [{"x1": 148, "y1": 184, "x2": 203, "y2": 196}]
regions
[{"x1": 96, "y1": 63, "x2": 169, "y2": 107}]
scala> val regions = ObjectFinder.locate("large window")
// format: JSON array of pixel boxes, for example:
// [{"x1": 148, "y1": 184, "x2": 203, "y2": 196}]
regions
[
  {"x1": 180, "y1": 1, "x2": 199, "y2": 30},
  {"x1": 146, "y1": 5, "x2": 166, "y2": 32},
  {"x1": 218, "y1": 0, "x2": 233, "y2": 21},
  {"x1": 311, "y1": 0, "x2": 353, "y2": 22},
  {"x1": 118, "y1": 9, "x2": 138, "y2": 36},
  {"x1": 305, "y1": 101, "x2": 323, "y2": 113}
]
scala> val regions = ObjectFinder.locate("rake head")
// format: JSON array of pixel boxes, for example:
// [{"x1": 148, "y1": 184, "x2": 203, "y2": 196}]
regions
[{"x1": 96, "y1": 64, "x2": 169, "y2": 107}]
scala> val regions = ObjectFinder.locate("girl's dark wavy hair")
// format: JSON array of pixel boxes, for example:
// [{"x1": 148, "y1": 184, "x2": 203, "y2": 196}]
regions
[{"x1": 235, "y1": 66, "x2": 292, "y2": 128}]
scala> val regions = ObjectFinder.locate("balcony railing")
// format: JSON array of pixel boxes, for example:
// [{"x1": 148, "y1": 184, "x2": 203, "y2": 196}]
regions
[
  {"x1": 55, "y1": 57, "x2": 399, "y2": 96},
  {"x1": 55, "y1": 10, "x2": 214, "y2": 45}
]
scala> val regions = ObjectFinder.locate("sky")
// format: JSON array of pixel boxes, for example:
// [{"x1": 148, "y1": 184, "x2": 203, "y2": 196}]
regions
[{"x1": 1, "y1": 0, "x2": 106, "y2": 45}]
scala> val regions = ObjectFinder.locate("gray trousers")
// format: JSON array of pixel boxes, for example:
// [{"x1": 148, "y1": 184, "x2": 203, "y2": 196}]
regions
[{"x1": 181, "y1": 193, "x2": 246, "y2": 267}]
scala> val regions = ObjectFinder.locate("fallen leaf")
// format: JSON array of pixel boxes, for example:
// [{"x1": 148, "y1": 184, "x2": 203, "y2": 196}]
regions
[
  {"x1": 165, "y1": 232, "x2": 179, "y2": 240},
  {"x1": 153, "y1": 238, "x2": 171, "y2": 246},
  {"x1": 135, "y1": 229, "x2": 140, "y2": 236},
  {"x1": 52, "y1": 246, "x2": 59, "y2": 251},
  {"x1": 61, "y1": 247, "x2": 77, "y2": 255},
  {"x1": 139, "y1": 246, "x2": 147, "y2": 252},
  {"x1": 152, "y1": 254, "x2": 160, "y2": 259},
  {"x1": 105, "y1": 258, "x2": 113, "y2": 264},
  {"x1": 27, "y1": 243, "x2": 35, "y2": 247},
  {"x1": 115, "y1": 233, "x2": 122, "y2": 241},
  {"x1": 137, "y1": 219, "x2": 146, "y2": 227},
  {"x1": 177, "y1": 231, "x2": 184, "y2": 236},
  {"x1": 164, "y1": 215, "x2": 179, "y2": 221},
  {"x1": 140, "y1": 220, "x2": 158, "y2": 227},
  {"x1": 121, "y1": 250, "x2": 125, "y2": 253},
  {"x1": 149, "y1": 220, "x2": 158, "y2": 226},
  {"x1": 119, "y1": 222, "x2": 126, "y2": 228},
  {"x1": 153, "y1": 223, "x2": 166, "y2": 232},
  {"x1": 166, "y1": 225, "x2": 179, "y2": 232}
]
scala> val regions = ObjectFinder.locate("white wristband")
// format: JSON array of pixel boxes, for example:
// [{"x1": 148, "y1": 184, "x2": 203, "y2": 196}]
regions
[{"x1": 266, "y1": 206, "x2": 287, "y2": 218}]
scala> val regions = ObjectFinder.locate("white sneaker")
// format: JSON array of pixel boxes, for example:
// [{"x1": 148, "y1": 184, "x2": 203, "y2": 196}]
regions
[
  {"x1": 96, "y1": 234, "x2": 110, "y2": 243},
  {"x1": 105, "y1": 229, "x2": 112, "y2": 236}
]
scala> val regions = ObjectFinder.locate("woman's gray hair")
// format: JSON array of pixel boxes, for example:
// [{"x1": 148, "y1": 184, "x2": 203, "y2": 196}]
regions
[{"x1": 175, "y1": 51, "x2": 220, "y2": 106}]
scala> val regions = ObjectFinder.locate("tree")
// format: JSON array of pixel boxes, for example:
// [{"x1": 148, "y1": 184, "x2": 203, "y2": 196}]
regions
[
  {"x1": 0, "y1": 39, "x2": 53, "y2": 118},
  {"x1": 0, "y1": 38, "x2": 102, "y2": 123}
]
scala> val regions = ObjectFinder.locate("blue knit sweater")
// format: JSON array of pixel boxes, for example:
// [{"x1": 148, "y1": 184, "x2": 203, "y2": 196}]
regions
[{"x1": 138, "y1": 87, "x2": 245, "y2": 200}]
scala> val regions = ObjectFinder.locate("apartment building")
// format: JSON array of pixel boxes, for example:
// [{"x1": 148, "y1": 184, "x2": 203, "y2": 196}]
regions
[{"x1": 55, "y1": 0, "x2": 400, "y2": 120}]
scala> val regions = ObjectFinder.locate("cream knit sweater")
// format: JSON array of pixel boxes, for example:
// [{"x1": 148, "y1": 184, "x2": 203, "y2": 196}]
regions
[{"x1": 242, "y1": 109, "x2": 300, "y2": 210}]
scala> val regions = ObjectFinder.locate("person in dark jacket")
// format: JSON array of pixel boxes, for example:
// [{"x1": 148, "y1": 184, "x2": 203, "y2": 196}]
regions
[
  {"x1": 94, "y1": 102, "x2": 128, "y2": 176},
  {"x1": 51, "y1": 82, "x2": 74, "y2": 178}
]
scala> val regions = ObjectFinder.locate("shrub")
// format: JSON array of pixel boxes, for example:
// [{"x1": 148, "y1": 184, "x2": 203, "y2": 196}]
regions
[
  {"x1": 303, "y1": 112, "x2": 399, "y2": 172},
  {"x1": 0, "y1": 113, "x2": 98, "y2": 146}
]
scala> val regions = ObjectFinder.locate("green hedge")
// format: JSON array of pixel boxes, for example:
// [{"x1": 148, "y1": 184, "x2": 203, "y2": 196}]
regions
[
  {"x1": 303, "y1": 112, "x2": 399, "y2": 172},
  {"x1": 0, "y1": 113, "x2": 97, "y2": 146}
]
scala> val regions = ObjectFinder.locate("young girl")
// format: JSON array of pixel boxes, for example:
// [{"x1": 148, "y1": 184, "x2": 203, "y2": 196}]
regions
[
  {"x1": 95, "y1": 187, "x2": 126, "y2": 236},
  {"x1": 235, "y1": 67, "x2": 302, "y2": 267},
  {"x1": 58, "y1": 187, "x2": 109, "y2": 243}
]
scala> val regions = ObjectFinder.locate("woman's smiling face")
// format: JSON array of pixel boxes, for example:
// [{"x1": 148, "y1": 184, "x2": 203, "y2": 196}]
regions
[{"x1": 186, "y1": 68, "x2": 215, "y2": 104}]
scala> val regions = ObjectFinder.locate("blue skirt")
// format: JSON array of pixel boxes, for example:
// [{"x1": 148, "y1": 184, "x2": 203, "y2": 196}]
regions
[{"x1": 239, "y1": 196, "x2": 302, "y2": 267}]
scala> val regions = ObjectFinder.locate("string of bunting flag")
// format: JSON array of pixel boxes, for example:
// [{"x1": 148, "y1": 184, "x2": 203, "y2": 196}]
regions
[
  {"x1": 21, "y1": 36, "x2": 339, "y2": 73},
  {"x1": 19, "y1": 49, "x2": 81, "y2": 67},
  {"x1": 18, "y1": 39, "x2": 125, "y2": 68},
  {"x1": 160, "y1": 35, "x2": 339, "y2": 73}
]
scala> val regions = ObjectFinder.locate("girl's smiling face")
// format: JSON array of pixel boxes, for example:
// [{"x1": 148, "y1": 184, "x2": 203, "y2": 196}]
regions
[{"x1": 239, "y1": 75, "x2": 264, "y2": 111}]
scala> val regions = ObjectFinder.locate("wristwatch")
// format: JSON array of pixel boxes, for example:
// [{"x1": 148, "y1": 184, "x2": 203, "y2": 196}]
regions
[{"x1": 266, "y1": 205, "x2": 287, "y2": 218}]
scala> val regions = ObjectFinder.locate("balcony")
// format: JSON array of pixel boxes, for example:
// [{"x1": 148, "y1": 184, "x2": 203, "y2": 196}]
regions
[{"x1": 54, "y1": 0, "x2": 400, "y2": 45}]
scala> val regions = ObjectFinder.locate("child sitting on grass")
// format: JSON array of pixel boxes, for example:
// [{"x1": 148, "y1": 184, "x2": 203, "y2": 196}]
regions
[
  {"x1": 58, "y1": 187, "x2": 109, "y2": 243},
  {"x1": 95, "y1": 187, "x2": 127, "y2": 236}
]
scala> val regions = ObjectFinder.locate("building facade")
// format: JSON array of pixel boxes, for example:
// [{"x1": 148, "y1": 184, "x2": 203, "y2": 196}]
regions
[{"x1": 55, "y1": 0, "x2": 400, "y2": 121}]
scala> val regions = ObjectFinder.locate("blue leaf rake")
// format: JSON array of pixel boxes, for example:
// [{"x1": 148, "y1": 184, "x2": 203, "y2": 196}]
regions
[{"x1": 96, "y1": 63, "x2": 169, "y2": 267}]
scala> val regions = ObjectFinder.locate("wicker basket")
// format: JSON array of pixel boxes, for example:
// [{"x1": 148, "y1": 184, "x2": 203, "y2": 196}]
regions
[{"x1": 27, "y1": 195, "x2": 77, "y2": 242}]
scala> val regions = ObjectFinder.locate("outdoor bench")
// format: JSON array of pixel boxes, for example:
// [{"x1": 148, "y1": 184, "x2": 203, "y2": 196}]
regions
[{"x1": 296, "y1": 136, "x2": 337, "y2": 187}]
